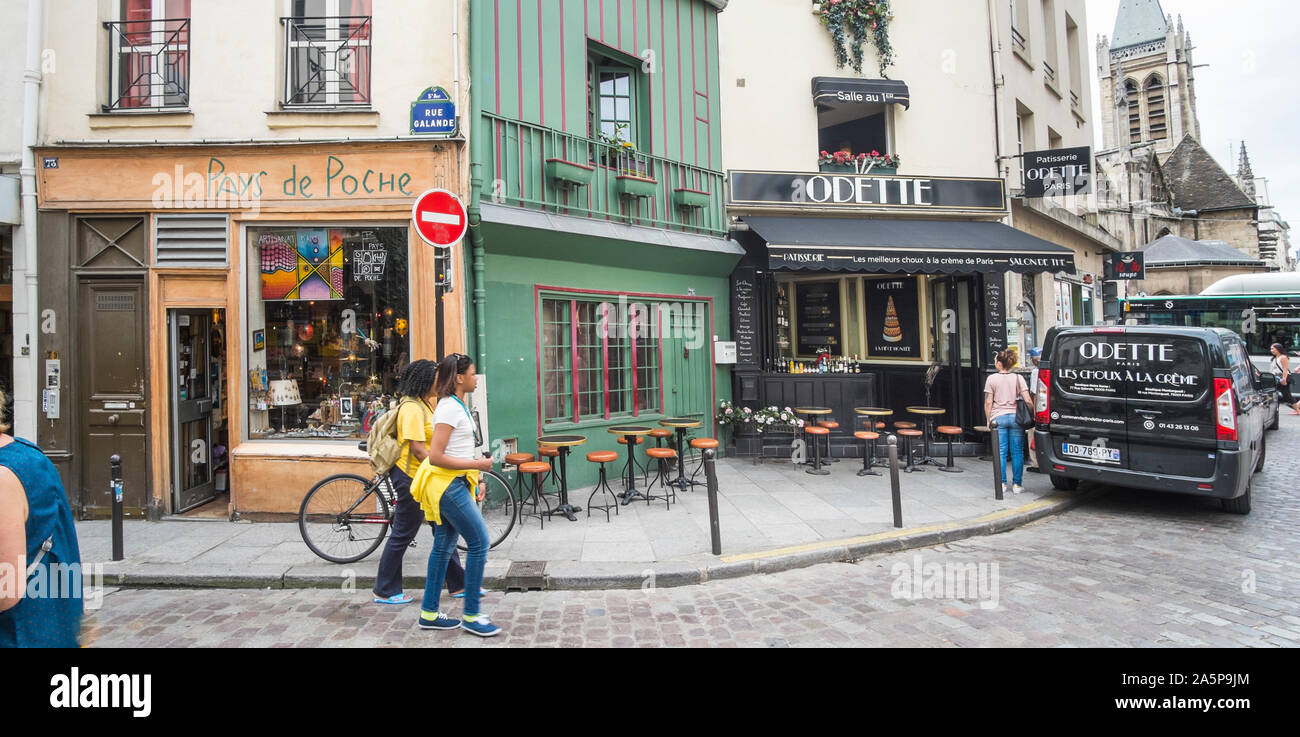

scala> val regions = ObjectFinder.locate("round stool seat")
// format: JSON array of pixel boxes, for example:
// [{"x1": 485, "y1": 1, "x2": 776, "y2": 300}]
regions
[
  {"x1": 538, "y1": 446, "x2": 560, "y2": 457},
  {"x1": 817, "y1": 421, "x2": 840, "y2": 429},
  {"x1": 689, "y1": 437, "x2": 718, "y2": 449},
  {"x1": 896, "y1": 429, "x2": 923, "y2": 438},
  {"x1": 854, "y1": 431, "x2": 880, "y2": 441},
  {"x1": 518, "y1": 461, "x2": 552, "y2": 474},
  {"x1": 937, "y1": 426, "x2": 963, "y2": 436},
  {"x1": 586, "y1": 450, "x2": 619, "y2": 463},
  {"x1": 504, "y1": 452, "x2": 534, "y2": 466},
  {"x1": 617, "y1": 436, "x2": 644, "y2": 445},
  {"x1": 648, "y1": 429, "x2": 673, "y2": 439},
  {"x1": 805, "y1": 426, "x2": 830, "y2": 436},
  {"x1": 894, "y1": 421, "x2": 917, "y2": 430},
  {"x1": 646, "y1": 447, "x2": 677, "y2": 459},
  {"x1": 874, "y1": 421, "x2": 886, "y2": 430},
  {"x1": 975, "y1": 425, "x2": 991, "y2": 433}
]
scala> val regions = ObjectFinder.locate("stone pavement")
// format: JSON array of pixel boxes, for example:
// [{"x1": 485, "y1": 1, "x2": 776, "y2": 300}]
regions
[{"x1": 76, "y1": 451, "x2": 1083, "y2": 589}]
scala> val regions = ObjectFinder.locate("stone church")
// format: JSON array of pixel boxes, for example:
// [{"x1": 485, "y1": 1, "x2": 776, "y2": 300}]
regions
[{"x1": 1092, "y1": 0, "x2": 1287, "y2": 294}]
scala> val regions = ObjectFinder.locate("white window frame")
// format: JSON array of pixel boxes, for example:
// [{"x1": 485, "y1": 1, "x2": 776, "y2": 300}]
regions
[{"x1": 285, "y1": 0, "x2": 372, "y2": 107}]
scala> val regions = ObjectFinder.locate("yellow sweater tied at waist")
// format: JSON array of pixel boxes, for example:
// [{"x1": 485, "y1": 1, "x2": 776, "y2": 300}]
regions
[{"x1": 409, "y1": 460, "x2": 478, "y2": 525}]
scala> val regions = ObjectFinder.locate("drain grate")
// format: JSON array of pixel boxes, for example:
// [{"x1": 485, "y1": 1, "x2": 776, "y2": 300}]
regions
[{"x1": 504, "y1": 560, "x2": 547, "y2": 592}]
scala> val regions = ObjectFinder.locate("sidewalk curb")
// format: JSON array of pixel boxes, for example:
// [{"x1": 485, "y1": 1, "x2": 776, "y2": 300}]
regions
[{"x1": 87, "y1": 490, "x2": 1099, "y2": 591}]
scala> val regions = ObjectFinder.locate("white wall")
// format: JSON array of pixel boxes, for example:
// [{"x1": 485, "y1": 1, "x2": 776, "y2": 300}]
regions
[
  {"x1": 718, "y1": 0, "x2": 998, "y2": 179},
  {"x1": 0, "y1": 0, "x2": 30, "y2": 166},
  {"x1": 40, "y1": 0, "x2": 467, "y2": 143}
]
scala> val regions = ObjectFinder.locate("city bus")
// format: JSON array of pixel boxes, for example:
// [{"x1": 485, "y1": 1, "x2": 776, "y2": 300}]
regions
[{"x1": 1121, "y1": 272, "x2": 1300, "y2": 370}]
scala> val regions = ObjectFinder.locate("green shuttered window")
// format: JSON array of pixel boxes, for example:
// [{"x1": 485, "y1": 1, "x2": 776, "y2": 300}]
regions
[{"x1": 541, "y1": 297, "x2": 662, "y2": 425}]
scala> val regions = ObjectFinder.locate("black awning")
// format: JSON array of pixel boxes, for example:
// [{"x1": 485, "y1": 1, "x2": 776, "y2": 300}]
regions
[
  {"x1": 813, "y1": 77, "x2": 911, "y2": 110},
  {"x1": 745, "y1": 216, "x2": 1077, "y2": 275}
]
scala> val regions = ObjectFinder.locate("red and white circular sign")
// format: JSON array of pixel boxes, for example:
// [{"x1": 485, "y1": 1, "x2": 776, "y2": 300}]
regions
[{"x1": 411, "y1": 188, "x2": 468, "y2": 248}]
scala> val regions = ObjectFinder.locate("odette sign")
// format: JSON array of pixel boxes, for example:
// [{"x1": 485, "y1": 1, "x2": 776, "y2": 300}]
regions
[
  {"x1": 728, "y1": 170, "x2": 1006, "y2": 213},
  {"x1": 411, "y1": 188, "x2": 467, "y2": 248}
]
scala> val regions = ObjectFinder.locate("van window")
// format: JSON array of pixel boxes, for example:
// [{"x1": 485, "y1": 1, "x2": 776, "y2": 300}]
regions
[
  {"x1": 1053, "y1": 334, "x2": 1207, "y2": 401},
  {"x1": 1228, "y1": 342, "x2": 1253, "y2": 396}
]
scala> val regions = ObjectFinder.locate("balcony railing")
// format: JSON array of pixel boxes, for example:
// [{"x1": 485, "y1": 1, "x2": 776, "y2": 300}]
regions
[
  {"x1": 281, "y1": 16, "x2": 372, "y2": 107},
  {"x1": 481, "y1": 113, "x2": 727, "y2": 236},
  {"x1": 1070, "y1": 90, "x2": 1080, "y2": 109},
  {"x1": 1043, "y1": 61, "x2": 1057, "y2": 84},
  {"x1": 103, "y1": 18, "x2": 190, "y2": 111},
  {"x1": 1010, "y1": 27, "x2": 1027, "y2": 54}
]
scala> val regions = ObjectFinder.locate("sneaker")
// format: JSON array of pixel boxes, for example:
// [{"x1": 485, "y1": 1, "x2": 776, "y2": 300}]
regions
[
  {"x1": 417, "y1": 614, "x2": 462, "y2": 631},
  {"x1": 451, "y1": 587, "x2": 489, "y2": 599},
  {"x1": 1012, "y1": 484, "x2": 1025, "y2": 494},
  {"x1": 461, "y1": 614, "x2": 502, "y2": 637}
]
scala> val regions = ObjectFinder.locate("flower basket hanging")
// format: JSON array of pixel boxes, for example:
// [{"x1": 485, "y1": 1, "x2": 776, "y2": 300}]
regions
[{"x1": 814, "y1": 0, "x2": 895, "y2": 78}]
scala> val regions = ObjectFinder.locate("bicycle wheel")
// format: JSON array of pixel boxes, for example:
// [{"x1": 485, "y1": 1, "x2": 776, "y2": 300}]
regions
[
  {"x1": 299, "y1": 474, "x2": 392, "y2": 564},
  {"x1": 459, "y1": 470, "x2": 517, "y2": 552}
]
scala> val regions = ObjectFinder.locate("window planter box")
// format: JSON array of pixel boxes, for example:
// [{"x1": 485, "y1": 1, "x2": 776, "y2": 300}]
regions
[
  {"x1": 616, "y1": 175, "x2": 658, "y2": 199},
  {"x1": 545, "y1": 158, "x2": 595, "y2": 188},
  {"x1": 672, "y1": 187, "x2": 711, "y2": 209},
  {"x1": 818, "y1": 163, "x2": 897, "y2": 175}
]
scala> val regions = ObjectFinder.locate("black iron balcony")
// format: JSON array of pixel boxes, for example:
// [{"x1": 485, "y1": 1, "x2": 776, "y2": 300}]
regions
[
  {"x1": 1010, "y1": 27, "x2": 1027, "y2": 54},
  {"x1": 281, "y1": 16, "x2": 372, "y2": 107},
  {"x1": 103, "y1": 18, "x2": 190, "y2": 111}
]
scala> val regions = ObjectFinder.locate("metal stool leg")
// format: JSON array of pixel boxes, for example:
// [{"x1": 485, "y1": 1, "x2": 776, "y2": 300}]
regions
[
  {"x1": 938, "y1": 434, "x2": 963, "y2": 474},
  {"x1": 806, "y1": 433, "x2": 829, "y2": 476},
  {"x1": 586, "y1": 463, "x2": 619, "y2": 521},
  {"x1": 903, "y1": 436, "x2": 922, "y2": 473},
  {"x1": 858, "y1": 435, "x2": 881, "y2": 477}
]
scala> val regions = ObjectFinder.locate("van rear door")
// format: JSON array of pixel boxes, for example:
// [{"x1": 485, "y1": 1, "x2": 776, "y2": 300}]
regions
[
  {"x1": 1122, "y1": 336, "x2": 1218, "y2": 477},
  {"x1": 1050, "y1": 332, "x2": 1131, "y2": 469}
]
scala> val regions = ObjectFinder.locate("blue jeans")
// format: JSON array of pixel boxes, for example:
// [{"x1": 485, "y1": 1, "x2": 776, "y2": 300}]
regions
[
  {"x1": 992, "y1": 413, "x2": 1026, "y2": 485},
  {"x1": 373, "y1": 468, "x2": 465, "y2": 598},
  {"x1": 421, "y1": 477, "x2": 489, "y2": 617}
]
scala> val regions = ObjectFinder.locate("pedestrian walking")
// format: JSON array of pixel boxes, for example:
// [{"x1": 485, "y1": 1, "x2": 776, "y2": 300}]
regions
[
  {"x1": 984, "y1": 348, "x2": 1034, "y2": 495},
  {"x1": 410, "y1": 353, "x2": 501, "y2": 637},
  {"x1": 1026, "y1": 347, "x2": 1043, "y2": 471},
  {"x1": 371, "y1": 360, "x2": 474, "y2": 605},
  {"x1": 0, "y1": 388, "x2": 84, "y2": 647},
  {"x1": 1269, "y1": 343, "x2": 1300, "y2": 416}
]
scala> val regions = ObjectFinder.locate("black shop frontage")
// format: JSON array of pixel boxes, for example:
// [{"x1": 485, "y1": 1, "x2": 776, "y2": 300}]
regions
[{"x1": 727, "y1": 169, "x2": 1077, "y2": 458}]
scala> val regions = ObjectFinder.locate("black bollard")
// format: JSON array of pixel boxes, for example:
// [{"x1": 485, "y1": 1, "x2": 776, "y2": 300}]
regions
[
  {"x1": 703, "y1": 449, "x2": 722, "y2": 555},
  {"x1": 990, "y1": 425, "x2": 1004, "y2": 500},
  {"x1": 887, "y1": 435, "x2": 903, "y2": 528},
  {"x1": 110, "y1": 454, "x2": 124, "y2": 562}
]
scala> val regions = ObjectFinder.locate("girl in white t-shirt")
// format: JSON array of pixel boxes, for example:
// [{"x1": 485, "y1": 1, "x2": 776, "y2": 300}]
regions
[{"x1": 416, "y1": 353, "x2": 501, "y2": 637}]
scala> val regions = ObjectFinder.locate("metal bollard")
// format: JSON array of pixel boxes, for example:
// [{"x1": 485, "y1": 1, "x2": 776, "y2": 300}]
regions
[
  {"x1": 110, "y1": 454, "x2": 124, "y2": 562},
  {"x1": 702, "y1": 449, "x2": 722, "y2": 555},
  {"x1": 989, "y1": 425, "x2": 1004, "y2": 500},
  {"x1": 887, "y1": 435, "x2": 903, "y2": 528}
]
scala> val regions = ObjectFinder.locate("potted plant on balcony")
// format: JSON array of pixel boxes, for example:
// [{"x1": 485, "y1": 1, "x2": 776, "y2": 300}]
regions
[{"x1": 817, "y1": 149, "x2": 900, "y2": 175}]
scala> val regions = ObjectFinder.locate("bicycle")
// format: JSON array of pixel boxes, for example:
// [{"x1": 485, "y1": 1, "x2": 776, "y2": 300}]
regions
[{"x1": 298, "y1": 442, "x2": 519, "y2": 564}]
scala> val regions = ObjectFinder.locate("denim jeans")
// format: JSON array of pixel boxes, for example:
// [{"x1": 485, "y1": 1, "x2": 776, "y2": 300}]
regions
[
  {"x1": 421, "y1": 477, "x2": 490, "y2": 617},
  {"x1": 992, "y1": 413, "x2": 1026, "y2": 485},
  {"x1": 373, "y1": 468, "x2": 465, "y2": 599}
]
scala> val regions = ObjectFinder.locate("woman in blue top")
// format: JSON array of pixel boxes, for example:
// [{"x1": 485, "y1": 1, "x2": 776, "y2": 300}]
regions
[{"x1": 0, "y1": 389, "x2": 84, "y2": 647}]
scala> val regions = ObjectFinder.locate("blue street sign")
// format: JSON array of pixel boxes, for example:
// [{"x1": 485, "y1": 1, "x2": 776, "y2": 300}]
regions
[{"x1": 410, "y1": 86, "x2": 457, "y2": 136}]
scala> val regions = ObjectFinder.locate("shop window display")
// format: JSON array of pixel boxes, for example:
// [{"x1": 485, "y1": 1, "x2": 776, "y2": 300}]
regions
[{"x1": 247, "y1": 226, "x2": 409, "y2": 439}]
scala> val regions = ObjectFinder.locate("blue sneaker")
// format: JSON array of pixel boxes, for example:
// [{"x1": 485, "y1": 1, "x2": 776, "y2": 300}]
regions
[
  {"x1": 460, "y1": 614, "x2": 501, "y2": 637},
  {"x1": 451, "y1": 587, "x2": 489, "y2": 599},
  {"x1": 417, "y1": 613, "x2": 462, "y2": 631}
]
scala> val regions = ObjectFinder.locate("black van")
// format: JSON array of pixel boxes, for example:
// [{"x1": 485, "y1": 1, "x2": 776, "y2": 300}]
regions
[{"x1": 1034, "y1": 326, "x2": 1277, "y2": 514}]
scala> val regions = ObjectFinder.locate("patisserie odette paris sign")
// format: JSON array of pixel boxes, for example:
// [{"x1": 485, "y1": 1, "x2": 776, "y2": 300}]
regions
[{"x1": 728, "y1": 170, "x2": 1006, "y2": 212}]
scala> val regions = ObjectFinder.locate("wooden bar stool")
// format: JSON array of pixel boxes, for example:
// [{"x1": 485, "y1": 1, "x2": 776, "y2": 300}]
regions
[
  {"x1": 584, "y1": 450, "x2": 621, "y2": 521},
  {"x1": 855, "y1": 428, "x2": 881, "y2": 477},
  {"x1": 504, "y1": 451, "x2": 535, "y2": 506},
  {"x1": 804, "y1": 425, "x2": 831, "y2": 475},
  {"x1": 896, "y1": 428, "x2": 924, "y2": 473},
  {"x1": 644, "y1": 446, "x2": 678, "y2": 508},
  {"x1": 538, "y1": 445, "x2": 562, "y2": 491},
  {"x1": 687, "y1": 437, "x2": 719, "y2": 484},
  {"x1": 817, "y1": 419, "x2": 840, "y2": 463},
  {"x1": 516, "y1": 460, "x2": 554, "y2": 528},
  {"x1": 648, "y1": 428, "x2": 673, "y2": 448},
  {"x1": 936, "y1": 426, "x2": 965, "y2": 473}
]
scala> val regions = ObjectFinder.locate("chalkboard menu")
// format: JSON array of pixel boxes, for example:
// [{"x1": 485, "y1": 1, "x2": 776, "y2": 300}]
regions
[
  {"x1": 796, "y1": 281, "x2": 841, "y2": 355},
  {"x1": 731, "y1": 268, "x2": 759, "y2": 369},
  {"x1": 985, "y1": 276, "x2": 1007, "y2": 363}
]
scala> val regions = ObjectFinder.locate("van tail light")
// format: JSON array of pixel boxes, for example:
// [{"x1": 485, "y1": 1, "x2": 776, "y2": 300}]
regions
[
  {"x1": 1214, "y1": 377, "x2": 1237, "y2": 442},
  {"x1": 1035, "y1": 369, "x2": 1051, "y2": 424}
]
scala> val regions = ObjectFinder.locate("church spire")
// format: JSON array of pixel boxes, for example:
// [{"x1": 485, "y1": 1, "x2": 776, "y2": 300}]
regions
[
  {"x1": 1112, "y1": 0, "x2": 1168, "y2": 50},
  {"x1": 1238, "y1": 142, "x2": 1257, "y2": 201}
]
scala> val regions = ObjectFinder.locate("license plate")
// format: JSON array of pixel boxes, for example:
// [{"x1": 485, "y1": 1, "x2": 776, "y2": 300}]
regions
[{"x1": 1062, "y1": 442, "x2": 1120, "y2": 463}]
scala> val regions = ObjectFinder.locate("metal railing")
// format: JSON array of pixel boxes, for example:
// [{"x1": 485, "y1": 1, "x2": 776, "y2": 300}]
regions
[
  {"x1": 1010, "y1": 26, "x2": 1027, "y2": 54},
  {"x1": 1043, "y1": 61, "x2": 1057, "y2": 84},
  {"x1": 481, "y1": 113, "x2": 727, "y2": 236},
  {"x1": 281, "y1": 16, "x2": 372, "y2": 107},
  {"x1": 103, "y1": 18, "x2": 190, "y2": 111},
  {"x1": 1070, "y1": 90, "x2": 1080, "y2": 109}
]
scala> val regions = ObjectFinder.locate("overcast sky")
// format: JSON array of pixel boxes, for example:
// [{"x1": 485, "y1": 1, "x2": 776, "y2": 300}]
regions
[{"x1": 1086, "y1": 0, "x2": 1299, "y2": 250}]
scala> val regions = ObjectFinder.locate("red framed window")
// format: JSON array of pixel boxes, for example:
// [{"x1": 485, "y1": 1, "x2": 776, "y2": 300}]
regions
[{"x1": 541, "y1": 296, "x2": 661, "y2": 425}]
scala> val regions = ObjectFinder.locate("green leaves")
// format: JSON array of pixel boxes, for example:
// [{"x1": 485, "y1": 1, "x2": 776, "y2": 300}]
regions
[{"x1": 815, "y1": 0, "x2": 894, "y2": 78}]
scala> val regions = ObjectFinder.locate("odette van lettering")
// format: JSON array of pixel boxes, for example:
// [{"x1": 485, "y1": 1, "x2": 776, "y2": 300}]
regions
[{"x1": 1077, "y1": 342, "x2": 1174, "y2": 362}]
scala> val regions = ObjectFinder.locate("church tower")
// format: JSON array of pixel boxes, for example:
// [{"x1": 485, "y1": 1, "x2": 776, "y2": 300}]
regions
[{"x1": 1097, "y1": 0, "x2": 1201, "y2": 160}]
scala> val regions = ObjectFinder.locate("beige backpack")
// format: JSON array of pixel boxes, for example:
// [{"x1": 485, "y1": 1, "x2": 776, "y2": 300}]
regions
[{"x1": 366, "y1": 398, "x2": 426, "y2": 477}]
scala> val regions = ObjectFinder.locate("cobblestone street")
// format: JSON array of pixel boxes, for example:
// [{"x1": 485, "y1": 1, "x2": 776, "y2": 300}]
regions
[{"x1": 83, "y1": 422, "x2": 1300, "y2": 648}]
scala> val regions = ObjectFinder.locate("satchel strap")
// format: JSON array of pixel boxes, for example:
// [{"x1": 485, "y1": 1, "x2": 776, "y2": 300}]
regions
[{"x1": 26, "y1": 535, "x2": 53, "y2": 579}]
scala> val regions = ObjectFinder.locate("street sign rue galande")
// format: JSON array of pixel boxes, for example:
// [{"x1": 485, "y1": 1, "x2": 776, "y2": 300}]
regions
[{"x1": 411, "y1": 188, "x2": 468, "y2": 248}]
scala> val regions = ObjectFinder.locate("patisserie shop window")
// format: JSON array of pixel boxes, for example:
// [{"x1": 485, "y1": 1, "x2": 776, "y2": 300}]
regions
[
  {"x1": 246, "y1": 226, "x2": 410, "y2": 440},
  {"x1": 774, "y1": 274, "x2": 930, "y2": 363}
]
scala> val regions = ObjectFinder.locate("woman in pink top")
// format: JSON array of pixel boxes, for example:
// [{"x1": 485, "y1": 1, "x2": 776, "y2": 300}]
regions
[{"x1": 984, "y1": 348, "x2": 1034, "y2": 493}]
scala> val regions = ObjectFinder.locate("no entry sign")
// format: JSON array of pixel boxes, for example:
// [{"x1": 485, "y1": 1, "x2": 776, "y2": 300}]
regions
[{"x1": 411, "y1": 188, "x2": 467, "y2": 248}]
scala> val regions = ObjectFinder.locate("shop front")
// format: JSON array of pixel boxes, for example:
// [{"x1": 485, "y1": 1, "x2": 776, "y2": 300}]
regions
[
  {"x1": 34, "y1": 141, "x2": 463, "y2": 518},
  {"x1": 727, "y1": 169, "x2": 1077, "y2": 458}
]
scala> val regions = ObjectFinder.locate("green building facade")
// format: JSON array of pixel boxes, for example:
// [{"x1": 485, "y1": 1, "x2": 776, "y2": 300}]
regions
[{"x1": 465, "y1": 0, "x2": 740, "y2": 489}]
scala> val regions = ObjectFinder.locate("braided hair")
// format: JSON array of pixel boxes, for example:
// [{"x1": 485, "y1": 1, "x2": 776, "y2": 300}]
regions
[{"x1": 397, "y1": 359, "x2": 438, "y2": 400}]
